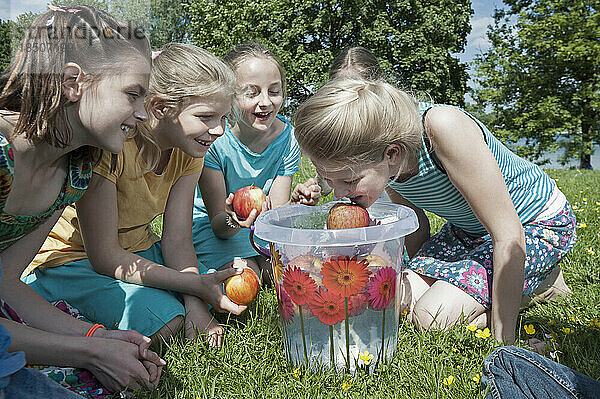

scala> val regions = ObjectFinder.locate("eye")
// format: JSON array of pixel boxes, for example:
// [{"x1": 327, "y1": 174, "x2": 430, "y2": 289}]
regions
[
  {"x1": 127, "y1": 92, "x2": 140, "y2": 101},
  {"x1": 243, "y1": 89, "x2": 259, "y2": 98},
  {"x1": 268, "y1": 89, "x2": 281, "y2": 95},
  {"x1": 344, "y1": 178, "x2": 359, "y2": 186},
  {"x1": 195, "y1": 114, "x2": 213, "y2": 120}
]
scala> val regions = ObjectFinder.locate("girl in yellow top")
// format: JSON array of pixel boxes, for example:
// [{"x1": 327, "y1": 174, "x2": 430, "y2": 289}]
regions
[{"x1": 25, "y1": 43, "x2": 245, "y2": 347}]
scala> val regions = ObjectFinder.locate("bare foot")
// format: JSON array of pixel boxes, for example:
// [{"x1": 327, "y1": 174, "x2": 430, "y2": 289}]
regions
[{"x1": 185, "y1": 305, "x2": 225, "y2": 347}]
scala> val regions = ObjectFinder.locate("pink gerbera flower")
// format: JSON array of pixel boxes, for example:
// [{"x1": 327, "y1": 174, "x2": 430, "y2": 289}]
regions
[
  {"x1": 367, "y1": 267, "x2": 397, "y2": 310},
  {"x1": 278, "y1": 287, "x2": 295, "y2": 324}
]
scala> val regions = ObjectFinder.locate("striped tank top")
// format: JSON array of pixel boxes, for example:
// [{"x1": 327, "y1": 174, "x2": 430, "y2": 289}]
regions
[{"x1": 387, "y1": 103, "x2": 556, "y2": 236}]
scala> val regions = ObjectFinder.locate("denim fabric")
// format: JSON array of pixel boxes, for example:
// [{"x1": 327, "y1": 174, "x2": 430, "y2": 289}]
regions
[
  {"x1": 482, "y1": 346, "x2": 600, "y2": 399},
  {"x1": 0, "y1": 368, "x2": 82, "y2": 398}
]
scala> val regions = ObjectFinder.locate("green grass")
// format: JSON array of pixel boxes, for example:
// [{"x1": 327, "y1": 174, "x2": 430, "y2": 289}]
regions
[{"x1": 141, "y1": 164, "x2": 600, "y2": 399}]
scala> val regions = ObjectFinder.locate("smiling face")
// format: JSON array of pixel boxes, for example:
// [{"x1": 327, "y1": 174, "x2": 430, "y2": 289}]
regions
[
  {"x1": 158, "y1": 93, "x2": 231, "y2": 158},
  {"x1": 234, "y1": 57, "x2": 283, "y2": 134},
  {"x1": 77, "y1": 56, "x2": 151, "y2": 153}
]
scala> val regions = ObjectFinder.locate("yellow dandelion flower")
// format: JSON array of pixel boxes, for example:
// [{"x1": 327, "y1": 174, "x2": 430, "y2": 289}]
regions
[
  {"x1": 590, "y1": 318, "x2": 600, "y2": 328},
  {"x1": 524, "y1": 324, "x2": 536, "y2": 335},
  {"x1": 359, "y1": 350, "x2": 374, "y2": 365},
  {"x1": 587, "y1": 248, "x2": 595, "y2": 255},
  {"x1": 548, "y1": 318, "x2": 555, "y2": 325},
  {"x1": 475, "y1": 328, "x2": 491, "y2": 339},
  {"x1": 578, "y1": 223, "x2": 587, "y2": 228},
  {"x1": 443, "y1": 375, "x2": 455, "y2": 386},
  {"x1": 452, "y1": 347, "x2": 458, "y2": 353},
  {"x1": 293, "y1": 367, "x2": 300, "y2": 378},
  {"x1": 466, "y1": 321, "x2": 478, "y2": 332},
  {"x1": 341, "y1": 381, "x2": 351, "y2": 390},
  {"x1": 569, "y1": 317, "x2": 576, "y2": 322},
  {"x1": 583, "y1": 197, "x2": 588, "y2": 201},
  {"x1": 596, "y1": 202, "x2": 600, "y2": 206},
  {"x1": 472, "y1": 372, "x2": 482, "y2": 384},
  {"x1": 561, "y1": 327, "x2": 572, "y2": 334},
  {"x1": 400, "y1": 308, "x2": 409, "y2": 317}
]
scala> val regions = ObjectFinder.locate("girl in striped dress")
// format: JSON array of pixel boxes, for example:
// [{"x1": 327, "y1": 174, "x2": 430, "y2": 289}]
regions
[{"x1": 293, "y1": 78, "x2": 576, "y2": 344}]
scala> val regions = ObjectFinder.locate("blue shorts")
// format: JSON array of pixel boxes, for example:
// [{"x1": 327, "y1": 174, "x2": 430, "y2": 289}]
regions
[{"x1": 23, "y1": 242, "x2": 210, "y2": 337}]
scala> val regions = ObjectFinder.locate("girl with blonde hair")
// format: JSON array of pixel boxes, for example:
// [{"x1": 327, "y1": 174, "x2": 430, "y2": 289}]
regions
[
  {"x1": 192, "y1": 43, "x2": 300, "y2": 283},
  {"x1": 25, "y1": 43, "x2": 243, "y2": 348},
  {"x1": 293, "y1": 77, "x2": 576, "y2": 344}
]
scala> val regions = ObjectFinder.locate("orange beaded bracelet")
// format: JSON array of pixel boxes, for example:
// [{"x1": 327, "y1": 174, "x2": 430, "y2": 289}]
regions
[{"x1": 84, "y1": 323, "x2": 105, "y2": 337}]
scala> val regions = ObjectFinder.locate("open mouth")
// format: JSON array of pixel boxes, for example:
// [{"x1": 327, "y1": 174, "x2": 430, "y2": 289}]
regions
[
  {"x1": 253, "y1": 111, "x2": 272, "y2": 120},
  {"x1": 194, "y1": 137, "x2": 213, "y2": 147}
]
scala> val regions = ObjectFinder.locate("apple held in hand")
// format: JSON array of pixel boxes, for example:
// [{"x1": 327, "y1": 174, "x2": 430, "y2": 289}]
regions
[
  {"x1": 224, "y1": 267, "x2": 260, "y2": 305},
  {"x1": 327, "y1": 203, "x2": 370, "y2": 229},
  {"x1": 233, "y1": 185, "x2": 266, "y2": 220}
]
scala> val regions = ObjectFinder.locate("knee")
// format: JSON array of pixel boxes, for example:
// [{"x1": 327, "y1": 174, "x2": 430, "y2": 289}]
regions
[
  {"x1": 152, "y1": 315, "x2": 184, "y2": 342},
  {"x1": 411, "y1": 300, "x2": 450, "y2": 330}
]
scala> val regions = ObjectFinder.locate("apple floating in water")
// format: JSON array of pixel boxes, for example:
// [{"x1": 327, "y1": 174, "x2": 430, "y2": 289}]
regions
[
  {"x1": 327, "y1": 203, "x2": 370, "y2": 229},
  {"x1": 232, "y1": 185, "x2": 266, "y2": 220},
  {"x1": 224, "y1": 267, "x2": 260, "y2": 305}
]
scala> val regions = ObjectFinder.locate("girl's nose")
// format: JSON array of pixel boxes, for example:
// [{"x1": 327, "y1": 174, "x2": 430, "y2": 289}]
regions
[
  {"x1": 210, "y1": 121, "x2": 225, "y2": 137},
  {"x1": 257, "y1": 91, "x2": 271, "y2": 107},
  {"x1": 134, "y1": 108, "x2": 148, "y2": 122}
]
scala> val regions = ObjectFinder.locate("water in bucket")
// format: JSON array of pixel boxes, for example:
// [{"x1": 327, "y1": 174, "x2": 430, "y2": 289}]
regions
[{"x1": 253, "y1": 201, "x2": 418, "y2": 373}]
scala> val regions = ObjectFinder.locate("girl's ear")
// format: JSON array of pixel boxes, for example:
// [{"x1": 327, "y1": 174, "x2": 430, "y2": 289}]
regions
[
  {"x1": 149, "y1": 97, "x2": 168, "y2": 120},
  {"x1": 384, "y1": 144, "x2": 403, "y2": 167},
  {"x1": 62, "y1": 63, "x2": 84, "y2": 102}
]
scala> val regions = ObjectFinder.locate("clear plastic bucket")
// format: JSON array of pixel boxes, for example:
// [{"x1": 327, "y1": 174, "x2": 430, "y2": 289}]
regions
[{"x1": 253, "y1": 201, "x2": 418, "y2": 372}]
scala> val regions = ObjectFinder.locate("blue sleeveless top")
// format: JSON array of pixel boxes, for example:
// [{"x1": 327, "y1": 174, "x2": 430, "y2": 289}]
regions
[{"x1": 387, "y1": 103, "x2": 556, "y2": 236}]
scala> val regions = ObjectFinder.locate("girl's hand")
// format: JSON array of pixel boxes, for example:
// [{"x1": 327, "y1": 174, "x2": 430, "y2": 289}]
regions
[
  {"x1": 196, "y1": 267, "x2": 248, "y2": 315},
  {"x1": 224, "y1": 193, "x2": 268, "y2": 228},
  {"x1": 291, "y1": 177, "x2": 321, "y2": 205},
  {"x1": 86, "y1": 337, "x2": 162, "y2": 393}
]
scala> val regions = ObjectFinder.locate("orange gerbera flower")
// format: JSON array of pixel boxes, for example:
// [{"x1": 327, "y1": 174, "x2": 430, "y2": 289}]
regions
[
  {"x1": 282, "y1": 266, "x2": 318, "y2": 306},
  {"x1": 270, "y1": 243, "x2": 284, "y2": 283},
  {"x1": 367, "y1": 267, "x2": 396, "y2": 310},
  {"x1": 321, "y1": 255, "x2": 371, "y2": 298},
  {"x1": 308, "y1": 288, "x2": 348, "y2": 325}
]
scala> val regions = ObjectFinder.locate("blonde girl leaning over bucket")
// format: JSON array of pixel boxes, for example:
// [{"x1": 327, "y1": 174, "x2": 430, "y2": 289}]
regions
[
  {"x1": 26, "y1": 43, "x2": 244, "y2": 348},
  {"x1": 293, "y1": 78, "x2": 575, "y2": 344}
]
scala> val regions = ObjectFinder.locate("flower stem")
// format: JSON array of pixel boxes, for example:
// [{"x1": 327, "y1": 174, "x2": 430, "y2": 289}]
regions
[
  {"x1": 344, "y1": 297, "x2": 350, "y2": 372},
  {"x1": 380, "y1": 307, "x2": 386, "y2": 365},
  {"x1": 329, "y1": 325, "x2": 334, "y2": 369},
  {"x1": 299, "y1": 305, "x2": 308, "y2": 367}
]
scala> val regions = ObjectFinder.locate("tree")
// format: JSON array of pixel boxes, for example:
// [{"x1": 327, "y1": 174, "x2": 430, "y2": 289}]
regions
[
  {"x1": 186, "y1": 0, "x2": 472, "y2": 109},
  {"x1": 473, "y1": 0, "x2": 600, "y2": 168},
  {"x1": 0, "y1": 19, "x2": 11, "y2": 73}
]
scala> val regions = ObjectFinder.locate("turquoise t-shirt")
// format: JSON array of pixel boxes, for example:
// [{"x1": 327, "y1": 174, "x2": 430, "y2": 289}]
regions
[{"x1": 192, "y1": 115, "x2": 300, "y2": 269}]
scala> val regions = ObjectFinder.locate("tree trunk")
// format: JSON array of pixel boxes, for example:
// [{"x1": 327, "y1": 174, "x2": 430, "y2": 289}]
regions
[{"x1": 579, "y1": 120, "x2": 593, "y2": 170}]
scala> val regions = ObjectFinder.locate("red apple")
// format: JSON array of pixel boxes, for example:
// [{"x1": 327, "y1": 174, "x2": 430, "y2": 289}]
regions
[
  {"x1": 233, "y1": 185, "x2": 266, "y2": 220},
  {"x1": 224, "y1": 267, "x2": 260, "y2": 305},
  {"x1": 327, "y1": 203, "x2": 370, "y2": 229},
  {"x1": 289, "y1": 254, "x2": 324, "y2": 285}
]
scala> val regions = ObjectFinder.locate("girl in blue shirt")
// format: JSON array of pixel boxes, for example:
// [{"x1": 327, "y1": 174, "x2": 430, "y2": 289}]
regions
[{"x1": 193, "y1": 43, "x2": 300, "y2": 284}]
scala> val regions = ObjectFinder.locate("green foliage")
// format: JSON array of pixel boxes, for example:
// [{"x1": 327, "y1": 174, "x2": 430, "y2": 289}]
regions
[
  {"x1": 0, "y1": 19, "x2": 12, "y2": 73},
  {"x1": 474, "y1": 0, "x2": 600, "y2": 168},
  {"x1": 186, "y1": 0, "x2": 473, "y2": 109}
]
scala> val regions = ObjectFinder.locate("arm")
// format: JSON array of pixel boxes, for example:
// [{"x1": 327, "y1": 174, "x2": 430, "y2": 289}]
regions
[
  {"x1": 385, "y1": 188, "x2": 430, "y2": 258},
  {"x1": 267, "y1": 175, "x2": 293, "y2": 208},
  {"x1": 76, "y1": 172, "x2": 244, "y2": 314},
  {"x1": 0, "y1": 211, "x2": 91, "y2": 336},
  {"x1": 425, "y1": 106, "x2": 525, "y2": 344},
  {"x1": 199, "y1": 167, "x2": 243, "y2": 239},
  {"x1": 0, "y1": 211, "x2": 162, "y2": 391},
  {"x1": 161, "y1": 172, "x2": 246, "y2": 320}
]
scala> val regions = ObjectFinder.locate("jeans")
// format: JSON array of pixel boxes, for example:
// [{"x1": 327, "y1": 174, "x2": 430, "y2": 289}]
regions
[
  {"x1": 482, "y1": 346, "x2": 600, "y2": 399},
  {"x1": 0, "y1": 368, "x2": 82, "y2": 399}
]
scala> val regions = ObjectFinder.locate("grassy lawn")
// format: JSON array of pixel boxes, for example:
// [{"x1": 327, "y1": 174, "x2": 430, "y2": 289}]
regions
[{"x1": 143, "y1": 163, "x2": 600, "y2": 399}]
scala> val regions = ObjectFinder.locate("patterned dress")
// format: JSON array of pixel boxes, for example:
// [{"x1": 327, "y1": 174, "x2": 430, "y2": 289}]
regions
[
  {"x1": 388, "y1": 103, "x2": 577, "y2": 308},
  {"x1": 0, "y1": 131, "x2": 93, "y2": 250},
  {"x1": 0, "y1": 130, "x2": 108, "y2": 397}
]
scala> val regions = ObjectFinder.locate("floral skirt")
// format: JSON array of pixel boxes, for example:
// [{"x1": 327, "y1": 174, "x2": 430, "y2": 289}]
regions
[
  {"x1": 409, "y1": 202, "x2": 577, "y2": 308},
  {"x1": 0, "y1": 299, "x2": 111, "y2": 398}
]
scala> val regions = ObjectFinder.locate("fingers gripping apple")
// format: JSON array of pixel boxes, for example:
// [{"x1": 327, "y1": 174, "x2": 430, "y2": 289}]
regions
[
  {"x1": 232, "y1": 185, "x2": 267, "y2": 220},
  {"x1": 224, "y1": 267, "x2": 260, "y2": 305}
]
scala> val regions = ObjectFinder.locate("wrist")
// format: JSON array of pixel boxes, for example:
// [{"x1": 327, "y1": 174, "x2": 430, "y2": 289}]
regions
[{"x1": 84, "y1": 323, "x2": 105, "y2": 337}]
